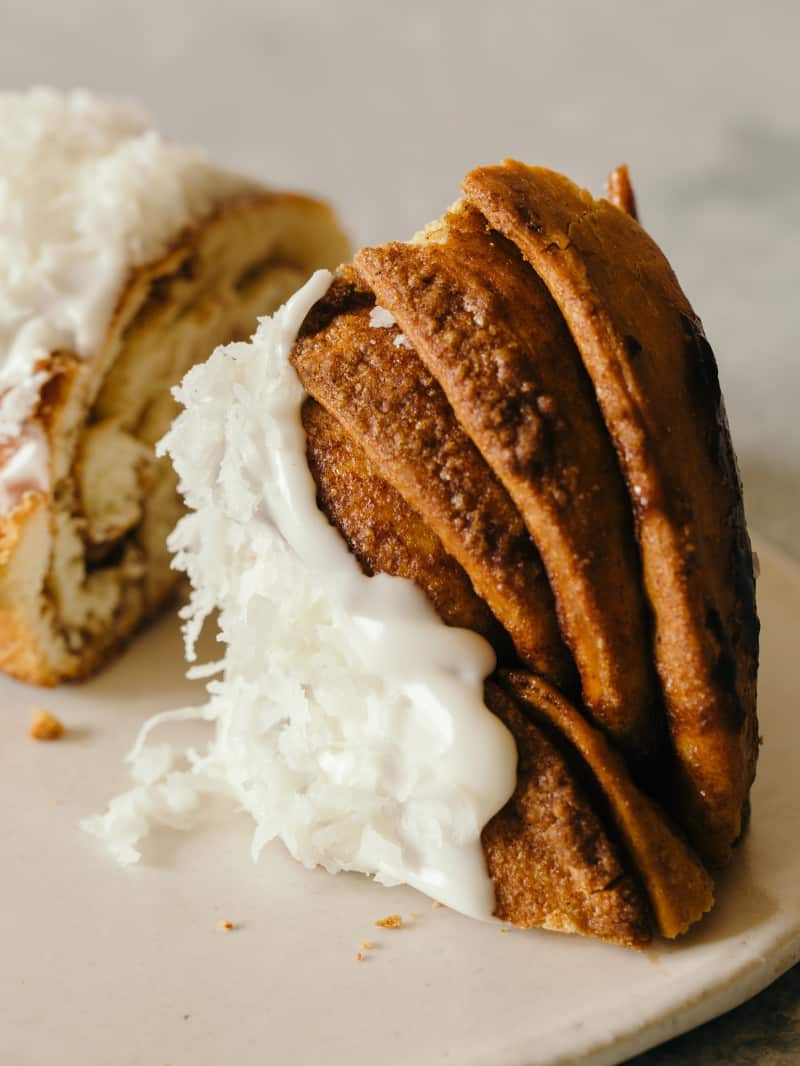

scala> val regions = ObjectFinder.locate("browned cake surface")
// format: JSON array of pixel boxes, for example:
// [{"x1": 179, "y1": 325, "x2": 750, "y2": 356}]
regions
[
  {"x1": 292, "y1": 271, "x2": 575, "y2": 690},
  {"x1": 482, "y1": 682, "x2": 652, "y2": 947},
  {"x1": 355, "y1": 201, "x2": 660, "y2": 765},
  {"x1": 500, "y1": 670, "x2": 714, "y2": 938},
  {"x1": 302, "y1": 397, "x2": 513, "y2": 656},
  {"x1": 462, "y1": 161, "x2": 758, "y2": 864}
]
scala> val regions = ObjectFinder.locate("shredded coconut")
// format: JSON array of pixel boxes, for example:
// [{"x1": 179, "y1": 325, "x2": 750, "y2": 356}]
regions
[
  {"x1": 368, "y1": 305, "x2": 396, "y2": 329},
  {"x1": 369, "y1": 303, "x2": 413, "y2": 348}
]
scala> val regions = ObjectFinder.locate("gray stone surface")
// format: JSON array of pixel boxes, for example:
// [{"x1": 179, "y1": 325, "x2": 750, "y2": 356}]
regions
[
  {"x1": 1, "y1": 0, "x2": 797, "y2": 1059},
  {"x1": 629, "y1": 965, "x2": 800, "y2": 1065}
]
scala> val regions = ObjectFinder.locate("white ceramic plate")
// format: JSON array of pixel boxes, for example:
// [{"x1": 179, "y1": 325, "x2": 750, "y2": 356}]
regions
[{"x1": 1, "y1": 533, "x2": 798, "y2": 1066}]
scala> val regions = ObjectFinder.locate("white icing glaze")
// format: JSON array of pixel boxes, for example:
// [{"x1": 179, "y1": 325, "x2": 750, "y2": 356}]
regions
[
  {"x1": 84, "y1": 270, "x2": 518, "y2": 920},
  {"x1": 0, "y1": 88, "x2": 253, "y2": 510}
]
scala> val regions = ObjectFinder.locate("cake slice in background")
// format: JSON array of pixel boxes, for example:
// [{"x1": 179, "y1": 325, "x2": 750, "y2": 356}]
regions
[{"x1": 0, "y1": 88, "x2": 350, "y2": 685}]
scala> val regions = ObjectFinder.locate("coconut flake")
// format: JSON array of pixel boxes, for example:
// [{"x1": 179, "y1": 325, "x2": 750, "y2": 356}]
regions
[{"x1": 368, "y1": 305, "x2": 396, "y2": 329}]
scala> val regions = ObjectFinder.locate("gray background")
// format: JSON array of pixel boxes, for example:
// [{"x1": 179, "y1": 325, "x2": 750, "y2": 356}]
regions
[{"x1": 2, "y1": 0, "x2": 797, "y2": 1061}]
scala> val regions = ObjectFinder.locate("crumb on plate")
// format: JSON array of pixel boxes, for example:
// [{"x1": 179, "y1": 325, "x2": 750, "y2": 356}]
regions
[
  {"x1": 30, "y1": 709, "x2": 65, "y2": 741},
  {"x1": 219, "y1": 920, "x2": 236, "y2": 931},
  {"x1": 432, "y1": 901, "x2": 444, "y2": 909},
  {"x1": 375, "y1": 914, "x2": 403, "y2": 929}
]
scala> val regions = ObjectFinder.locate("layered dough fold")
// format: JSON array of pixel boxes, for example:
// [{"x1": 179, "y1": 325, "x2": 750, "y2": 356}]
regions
[
  {"x1": 291, "y1": 163, "x2": 758, "y2": 946},
  {"x1": 0, "y1": 193, "x2": 349, "y2": 684}
]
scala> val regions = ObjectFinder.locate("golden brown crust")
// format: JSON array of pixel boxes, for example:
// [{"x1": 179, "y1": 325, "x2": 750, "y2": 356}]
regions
[
  {"x1": 0, "y1": 611, "x2": 55, "y2": 685},
  {"x1": 605, "y1": 163, "x2": 639, "y2": 220},
  {"x1": 500, "y1": 670, "x2": 714, "y2": 938},
  {"x1": 0, "y1": 488, "x2": 173, "y2": 686},
  {"x1": 292, "y1": 271, "x2": 576, "y2": 690},
  {"x1": 0, "y1": 493, "x2": 59, "y2": 685},
  {"x1": 462, "y1": 161, "x2": 758, "y2": 864},
  {"x1": 482, "y1": 683, "x2": 652, "y2": 947},
  {"x1": 303, "y1": 398, "x2": 514, "y2": 657},
  {"x1": 355, "y1": 202, "x2": 661, "y2": 763}
]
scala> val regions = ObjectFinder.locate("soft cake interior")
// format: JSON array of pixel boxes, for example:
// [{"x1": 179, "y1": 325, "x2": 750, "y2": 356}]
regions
[{"x1": 0, "y1": 195, "x2": 348, "y2": 683}]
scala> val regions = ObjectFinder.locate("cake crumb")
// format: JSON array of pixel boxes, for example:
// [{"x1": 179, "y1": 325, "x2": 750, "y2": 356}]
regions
[
  {"x1": 30, "y1": 709, "x2": 65, "y2": 741},
  {"x1": 219, "y1": 920, "x2": 236, "y2": 931},
  {"x1": 375, "y1": 914, "x2": 403, "y2": 929},
  {"x1": 360, "y1": 940, "x2": 375, "y2": 950},
  {"x1": 356, "y1": 951, "x2": 365, "y2": 962},
  {"x1": 432, "y1": 901, "x2": 444, "y2": 909},
  {"x1": 499, "y1": 927, "x2": 510, "y2": 934}
]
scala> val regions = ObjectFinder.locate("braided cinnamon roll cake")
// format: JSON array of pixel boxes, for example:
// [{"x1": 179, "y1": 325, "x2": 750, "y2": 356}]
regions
[
  {"x1": 89, "y1": 161, "x2": 758, "y2": 949},
  {"x1": 0, "y1": 89, "x2": 349, "y2": 684}
]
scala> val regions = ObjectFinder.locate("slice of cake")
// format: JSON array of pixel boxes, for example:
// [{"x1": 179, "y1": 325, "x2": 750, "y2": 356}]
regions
[
  {"x1": 0, "y1": 89, "x2": 349, "y2": 685},
  {"x1": 87, "y1": 161, "x2": 758, "y2": 947}
]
